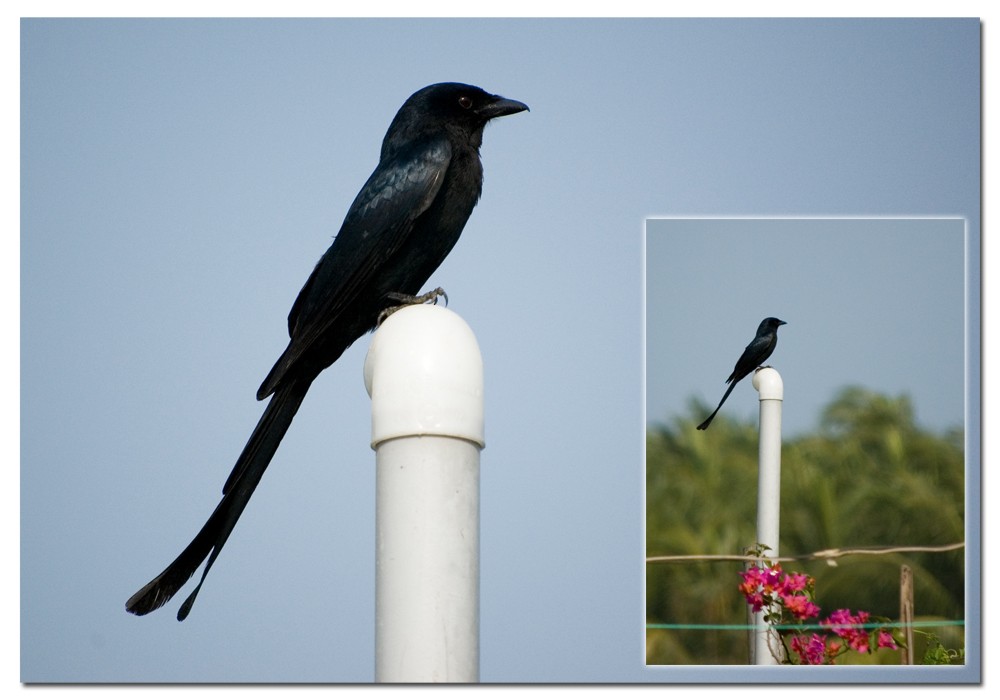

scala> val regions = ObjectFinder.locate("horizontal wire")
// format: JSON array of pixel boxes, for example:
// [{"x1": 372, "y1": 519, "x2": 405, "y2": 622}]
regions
[
  {"x1": 646, "y1": 542, "x2": 965, "y2": 565},
  {"x1": 646, "y1": 620, "x2": 964, "y2": 631}
]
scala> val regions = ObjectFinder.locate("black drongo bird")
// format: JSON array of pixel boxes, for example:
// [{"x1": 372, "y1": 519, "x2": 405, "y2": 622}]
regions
[
  {"x1": 126, "y1": 83, "x2": 528, "y2": 620},
  {"x1": 696, "y1": 317, "x2": 786, "y2": 431}
]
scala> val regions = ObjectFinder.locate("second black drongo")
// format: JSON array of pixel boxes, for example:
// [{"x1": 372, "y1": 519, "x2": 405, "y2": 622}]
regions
[
  {"x1": 696, "y1": 317, "x2": 786, "y2": 431},
  {"x1": 126, "y1": 83, "x2": 528, "y2": 620}
]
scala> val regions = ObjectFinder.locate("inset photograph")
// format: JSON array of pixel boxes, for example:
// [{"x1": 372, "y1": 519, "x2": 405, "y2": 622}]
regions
[{"x1": 645, "y1": 217, "x2": 969, "y2": 668}]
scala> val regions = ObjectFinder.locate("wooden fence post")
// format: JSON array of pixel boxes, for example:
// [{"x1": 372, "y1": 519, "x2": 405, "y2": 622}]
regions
[{"x1": 900, "y1": 564, "x2": 914, "y2": 664}]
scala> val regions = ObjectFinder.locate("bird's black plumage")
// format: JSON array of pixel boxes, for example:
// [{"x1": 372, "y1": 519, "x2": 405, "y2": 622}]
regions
[
  {"x1": 696, "y1": 317, "x2": 786, "y2": 431},
  {"x1": 126, "y1": 83, "x2": 527, "y2": 620}
]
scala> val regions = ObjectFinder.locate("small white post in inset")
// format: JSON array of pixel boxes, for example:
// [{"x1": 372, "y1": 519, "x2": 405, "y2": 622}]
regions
[
  {"x1": 752, "y1": 366, "x2": 784, "y2": 665},
  {"x1": 363, "y1": 304, "x2": 484, "y2": 683}
]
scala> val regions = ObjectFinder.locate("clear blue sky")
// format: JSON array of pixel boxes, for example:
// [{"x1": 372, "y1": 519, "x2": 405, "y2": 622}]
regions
[
  {"x1": 647, "y1": 217, "x2": 967, "y2": 436},
  {"x1": 19, "y1": 17, "x2": 981, "y2": 682}
]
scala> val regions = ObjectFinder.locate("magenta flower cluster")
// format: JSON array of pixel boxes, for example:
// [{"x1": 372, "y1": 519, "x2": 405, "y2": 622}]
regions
[
  {"x1": 738, "y1": 562, "x2": 899, "y2": 664},
  {"x1": 739, "y1": 563, "x2": 819, "y2": 620}
]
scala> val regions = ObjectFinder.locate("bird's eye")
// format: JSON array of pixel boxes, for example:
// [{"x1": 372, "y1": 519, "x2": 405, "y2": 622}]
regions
[{"x1": 457, "y1": 95, "x2": 473, "y2": 109}]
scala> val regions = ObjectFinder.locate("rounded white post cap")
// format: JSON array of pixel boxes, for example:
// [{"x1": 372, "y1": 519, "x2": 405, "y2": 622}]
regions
[{"x1": 364, "y1": 304, "x2": 485, "y2": 449}]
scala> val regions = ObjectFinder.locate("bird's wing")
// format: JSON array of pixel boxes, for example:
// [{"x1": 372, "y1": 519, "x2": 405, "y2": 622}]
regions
[
  {"x1": 258, "y1": 137, "x2": 452, "y2": 397},
  {"x1": 727, "y1": 333, "x2": 777, "y2": 383},
  {"x1": 728, "y1": 337, "x2": 764, "y2": 383}
]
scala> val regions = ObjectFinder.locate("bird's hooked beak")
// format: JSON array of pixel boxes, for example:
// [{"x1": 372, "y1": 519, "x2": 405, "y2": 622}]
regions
[{"x1": 477, "y1": 95, "x2": 530, "y2": 120}]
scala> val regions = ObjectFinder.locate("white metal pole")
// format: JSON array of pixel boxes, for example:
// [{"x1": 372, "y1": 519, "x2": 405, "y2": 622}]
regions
[
  {"x1": 363, "y1": 304, "x2": 484, "y2": 683},
  {"x1": 752, "y1": 366, "x2": 784, "y2": 665}
]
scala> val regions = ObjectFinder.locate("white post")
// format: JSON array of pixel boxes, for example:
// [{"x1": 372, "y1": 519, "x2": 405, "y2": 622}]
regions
[
  {"x1": 751, "y1": 366, "x2": 784, "y2": 664},
  {"x1": 363, "y1": 304, "x2": 484, "y2": 683}
]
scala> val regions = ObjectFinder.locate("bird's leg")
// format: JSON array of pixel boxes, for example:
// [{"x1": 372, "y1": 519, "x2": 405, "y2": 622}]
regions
[{"x1": 377, "y1": 287, "x2": 449, "y2": 325}]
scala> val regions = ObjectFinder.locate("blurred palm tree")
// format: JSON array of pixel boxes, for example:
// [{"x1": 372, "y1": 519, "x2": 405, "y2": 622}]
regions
[{"x1": 646, "y1": 387, "x2": 964, "y2": 665}]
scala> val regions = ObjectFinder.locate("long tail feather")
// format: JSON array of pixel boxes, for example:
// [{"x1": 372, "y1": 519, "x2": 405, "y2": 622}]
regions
[
  {"x1": 696, "y1": 379, "x2": 738, "y2": 431},
  {"x1": 126, "y1": 379, "x2": 310, "y2": 619}
]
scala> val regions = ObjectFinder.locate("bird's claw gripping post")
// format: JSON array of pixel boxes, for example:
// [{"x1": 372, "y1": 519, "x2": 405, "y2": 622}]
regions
[{"x1": 378, "y1": 287, "x2": 449, "y2": 326}]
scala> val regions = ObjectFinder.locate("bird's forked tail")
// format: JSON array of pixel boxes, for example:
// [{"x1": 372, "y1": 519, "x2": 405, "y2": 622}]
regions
[{"x1": 126, "y1": 379, "x2": 310, "y2": 620}]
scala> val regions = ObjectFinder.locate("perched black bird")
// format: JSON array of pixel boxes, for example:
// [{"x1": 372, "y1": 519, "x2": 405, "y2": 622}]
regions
[
  {"x1": 126, "y1": 83, "x2": 527, "y2": 620},
  {"x1": 696, "y1": 317, "x2": 786, "y2": 431}
]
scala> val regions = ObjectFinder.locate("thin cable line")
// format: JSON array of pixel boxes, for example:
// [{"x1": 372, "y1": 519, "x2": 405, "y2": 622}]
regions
[
  {"x1": 646, "y1": 620, "x2": 964, "y2": 631},
  {"x1": 646, "y1": 542, "x2": 964, "y2": 565}
]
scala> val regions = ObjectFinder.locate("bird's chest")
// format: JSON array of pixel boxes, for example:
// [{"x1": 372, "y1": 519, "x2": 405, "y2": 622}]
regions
[{"x1": 413, "y1": 155, "x2": 483, "y2": 253}]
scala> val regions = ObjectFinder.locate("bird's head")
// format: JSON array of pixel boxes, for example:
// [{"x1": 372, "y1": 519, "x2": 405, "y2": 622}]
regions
[
  {"x1": 382, "y1": 82, "x2": 528, "y2": 156},
  {"x1": 759, "y1": 317, "x2": 787, "y2": 333}
]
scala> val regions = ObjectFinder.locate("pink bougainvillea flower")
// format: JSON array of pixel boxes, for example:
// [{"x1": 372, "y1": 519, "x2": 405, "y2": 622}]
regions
[
  {"x1": 824, "y1": 609, "x2": 871, "y2": 653},
  {"x1": 738, "y1": 564, "x2": 785, "y2": 605},
  {"x1": 737, "y1": 564, "x2": 899, "y2": 664},
  {"x1": 790, "y1": 633, "x2": 829, "y2": 665},
  {"x1": 779, "y1": 572, "x2": 811, "y2": 595},
  {"x1": 850, "y1": 636, "x2": 870, "y2": 654},
  {"x1": 745, "y1": 591, "x2": 766, "y2": 613},
  {"x1": 781, "y1": 593, "x2": 821, "y2": 621},
  {"x1": 738, "y1": 567, "x2": 764, "y2": 597},
  {"x1": 761, "y1": 565, "x2": 783, "y2": 590},
  {"x1": 877, "y1": 630, "x2": 898, "y2": 650}
]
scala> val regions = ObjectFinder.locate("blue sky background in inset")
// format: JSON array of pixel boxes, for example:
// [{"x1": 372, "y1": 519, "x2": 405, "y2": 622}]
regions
[{"x1": 646, "y1": 218, "x2": 966, "y2": 437}]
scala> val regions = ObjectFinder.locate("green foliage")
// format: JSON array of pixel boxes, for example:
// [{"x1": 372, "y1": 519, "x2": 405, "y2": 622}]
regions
[
  {"x1": 646, "y1": 386, "x2": 965, "y2": 665},
  {"x1": 917, "y1": 631, "x2": 965, "y2": 665}
]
